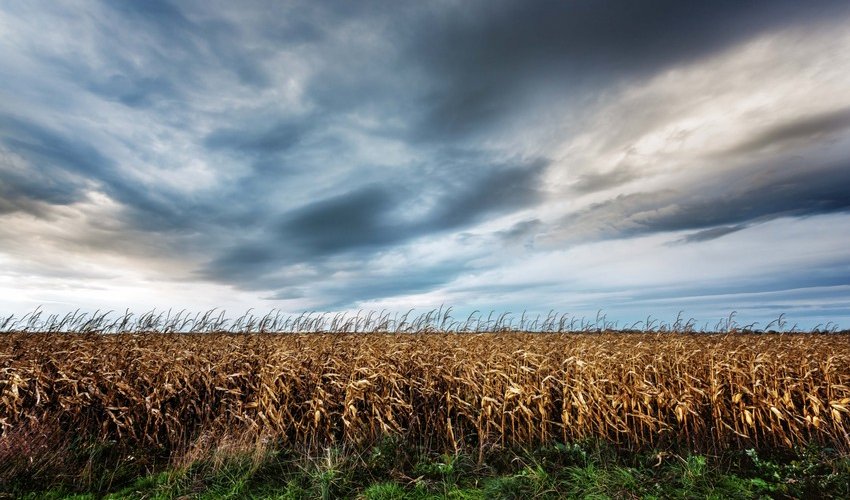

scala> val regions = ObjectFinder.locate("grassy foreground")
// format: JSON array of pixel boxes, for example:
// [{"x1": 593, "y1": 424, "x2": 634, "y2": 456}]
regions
[{"x1": 7, "y1": 439, "x2": 850, "y2": 498}]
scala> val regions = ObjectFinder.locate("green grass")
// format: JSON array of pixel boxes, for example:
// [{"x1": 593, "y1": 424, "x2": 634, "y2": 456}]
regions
[{"x1": 7, "y1": 439, "x2": 850, "y2": 499}]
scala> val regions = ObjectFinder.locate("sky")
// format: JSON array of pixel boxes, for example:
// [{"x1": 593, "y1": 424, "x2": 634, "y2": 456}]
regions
[{"x1": 1, "y1": 0, "x2": 850, "y2": 329}]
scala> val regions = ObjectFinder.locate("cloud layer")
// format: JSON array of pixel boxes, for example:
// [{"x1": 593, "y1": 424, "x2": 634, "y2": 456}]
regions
[{"x1": 1, "y1": 0, "x2": 850, "y2": 327}]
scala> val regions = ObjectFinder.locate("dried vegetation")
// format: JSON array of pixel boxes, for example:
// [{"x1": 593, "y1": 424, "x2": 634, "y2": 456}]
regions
[{"x1": 2, "y1": 332, "x2": 849, "y2": 465}]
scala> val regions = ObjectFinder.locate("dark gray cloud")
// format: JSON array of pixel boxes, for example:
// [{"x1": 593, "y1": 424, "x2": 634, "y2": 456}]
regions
[
  {"x1": 571, "y1": 165, "x2": 639, "y2": 194},
  {"x1": 278, "y1": 184, "x2": 404, "y2": 254},
  {"x1": 85, "y1": 75, "x2": 180, "y2": 109},
  {"x1": 499, "y1": 219, "x2": 543, "y2": 242},
  {"x1": 267, "y1": 260, "x2": 470, "y2": 309},
  {"x1": 727, "y1": 107, "x2": 850, "y2": 155},
  {"x1": 205, "y1": 120, "x2": 309, "y2": 156},
  {"x1": 678, "y1": 225, "x2": 749, "y2": 244},
  {"x1": 556, "y1": 160, "x2": 850, "y2": 242},
  {"x1": 428, "y1": 159, "x2": 547, "y2": 228}
]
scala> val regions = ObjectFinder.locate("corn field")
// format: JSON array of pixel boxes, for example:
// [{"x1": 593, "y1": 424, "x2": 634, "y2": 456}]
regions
[{"x1": 2, "y1": 332, "x2": 850, "y2": 462}]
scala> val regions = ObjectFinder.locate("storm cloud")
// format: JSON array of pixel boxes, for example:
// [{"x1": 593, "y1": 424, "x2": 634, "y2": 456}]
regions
[
  {"x1": 1, "y1": 0, "x2": 849, "y2": 325},
  {"x1": 551, "y1": 159, "x2": 850, "y2": 244}
]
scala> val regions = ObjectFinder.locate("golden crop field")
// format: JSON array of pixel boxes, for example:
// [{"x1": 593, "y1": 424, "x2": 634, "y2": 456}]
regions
[{"x1": 2, "y1": 332, "x2": 850, "y2": 464}]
